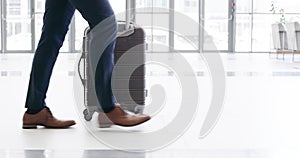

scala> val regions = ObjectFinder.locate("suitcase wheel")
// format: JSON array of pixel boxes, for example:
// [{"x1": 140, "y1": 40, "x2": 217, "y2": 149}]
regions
[{"x1": 83, "y1": 109, "x2": 93, "y2": 121}]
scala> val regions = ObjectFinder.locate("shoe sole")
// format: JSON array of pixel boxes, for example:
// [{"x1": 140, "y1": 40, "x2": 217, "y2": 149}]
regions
[
  {"x1": 22, "y1": 123, "x2": 76, "y2": 129},
  {"x1": 22, "y1": 124, "x2": 37, "y2": 129},
  {"x1": 99, "y1": 117, "x2": 151, "y2": 128}
]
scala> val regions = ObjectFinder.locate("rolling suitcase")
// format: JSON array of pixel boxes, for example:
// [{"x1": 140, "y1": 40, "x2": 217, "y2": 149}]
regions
[{"x1": 78, "y1": 0, "x2": 147, "y2": 121}]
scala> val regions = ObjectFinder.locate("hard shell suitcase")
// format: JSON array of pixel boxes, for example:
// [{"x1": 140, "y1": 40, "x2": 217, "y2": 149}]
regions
[{"x1": 78, "y1": 0, "x2": 147, "y2": 121}]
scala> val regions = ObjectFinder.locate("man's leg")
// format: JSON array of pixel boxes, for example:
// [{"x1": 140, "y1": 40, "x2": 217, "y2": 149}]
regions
[
  {"x1": 68, "y1": 0, "x2": 117, "y2": 113},
  {"x1": 23, "y1": 0, "x2": 76, "y2": 129},
  {"x1": 69, "y1": 0, "x2": 150, "y2": 127},
  {"x1": 25, "y1": 0, "x2": 75, "y2": 114}
]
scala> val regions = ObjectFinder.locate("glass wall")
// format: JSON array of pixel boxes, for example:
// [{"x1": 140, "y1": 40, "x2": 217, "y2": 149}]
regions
[
  {"x1": 1, "y1": 0, "x2": 70, "y2": 52},
  {"x1": 202, "y1": 0, "x2": 229, "y2": 51},
  {"x1": 1, "y1": 0, "x2": 300, "y2": 53},
  {"x1": 75, "y1": 0, "x2": 199, "y2": 53},
  {"x1": 5, "y1": 0, "x2": 31, "y2": 51},
  {"x1": 236, "y1": 0, "x2": 300, "y2": 52},
  {"x1": 135, "y1": 0, "x2": 170, "y2": 52},
  {"x1": 174, "y1": 0, "x2": 199, "y2": 51},
  {"x1": 0, "y1": 0, "x2": 196, "y2": 53}
]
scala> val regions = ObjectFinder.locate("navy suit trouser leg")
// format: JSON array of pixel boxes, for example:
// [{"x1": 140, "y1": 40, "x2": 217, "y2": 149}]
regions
[{"x1": 25, "y1": 0, "x2": 116, "y2": 114}]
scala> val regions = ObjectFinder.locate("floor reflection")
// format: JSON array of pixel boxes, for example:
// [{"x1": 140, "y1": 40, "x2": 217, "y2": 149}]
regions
[
  {"x1": 24, "y1": 150, "x2": 46, "y2": 158},
  {"x1": 23, "y1": 150, "x2": 145, "y2": 158},
  {"x1": 82, "y1": 150, "x2": 145, "y2": 158},
  {"x1": 5, "y1": 149, "x2": 300, "y2": 158}
]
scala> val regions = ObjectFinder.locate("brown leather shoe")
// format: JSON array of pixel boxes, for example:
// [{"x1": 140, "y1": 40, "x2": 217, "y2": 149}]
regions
[
  {"x1": 98, "y1": 105, "x2": 150, "y2": 128},
  {"x1": 22, "y1": 108, "x2": 76, "y2": 129}
]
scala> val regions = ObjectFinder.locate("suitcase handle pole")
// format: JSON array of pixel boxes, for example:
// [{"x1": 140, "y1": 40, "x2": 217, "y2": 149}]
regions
[
  {"x1": 125, "y1": 0, "x2": 131, "y2": 30},
  {"x1": 117, "y1": 0, "x2": 134, "y2": 37}
]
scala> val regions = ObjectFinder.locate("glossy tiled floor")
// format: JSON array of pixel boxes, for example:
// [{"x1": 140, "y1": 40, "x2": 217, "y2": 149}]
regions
[{"x1": 0, "y1": 53, "x2": 300, "y2": 157}]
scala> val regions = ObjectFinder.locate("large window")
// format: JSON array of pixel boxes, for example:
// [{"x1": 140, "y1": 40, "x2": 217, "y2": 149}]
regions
[
  {"x1": 202, "y1": 0, "x2": 229, "y2": 51},
  {"x1": 236, "y1": 0, "x2": 300, "y2": 52},
  {"x1": 135, "y1": 0, "x2": 170, "y2": 52},
  {"x1": 1, "y1": 0, "x2": 300, "y2": 53},
  {"x1": 5, "y1": 0, "x2": 31, "y2": 51},
  {"x1": 174, "y1": 0, "x2": 199, "y2": 51}
]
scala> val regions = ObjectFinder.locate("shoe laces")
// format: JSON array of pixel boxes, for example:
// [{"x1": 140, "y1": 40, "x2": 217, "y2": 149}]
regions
[
  {"x1": 45, "y1": 107, "x2": 54, "y2": 118},
  {"x1": 115, "y1": 105, "x2": 129, "y2": 115}
]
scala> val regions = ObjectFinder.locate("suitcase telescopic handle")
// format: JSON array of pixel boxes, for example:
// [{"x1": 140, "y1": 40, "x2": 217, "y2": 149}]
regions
[
  {"x1": 117, "y1": 0, "x2": 135, "y2": 37},
  {"x1": 125, "y1": 0, "x2": 131, "y2": 30}
]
